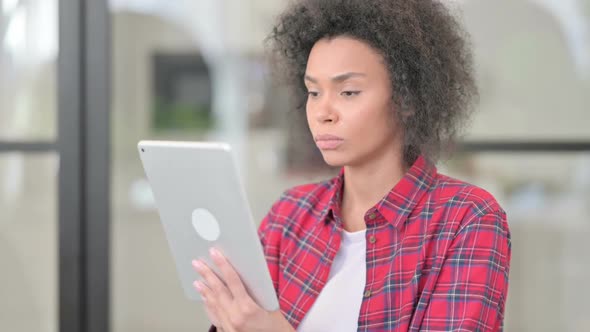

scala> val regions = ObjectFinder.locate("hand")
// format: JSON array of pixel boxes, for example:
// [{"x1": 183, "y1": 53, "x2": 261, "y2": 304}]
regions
[{"x1": 192, "y1": 248, "x2": 294, "y2": 332}]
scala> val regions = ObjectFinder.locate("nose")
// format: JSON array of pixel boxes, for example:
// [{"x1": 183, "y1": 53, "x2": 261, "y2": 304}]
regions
[{"x1": 311, "y1": 93, "x2": 339, "y2": 124}]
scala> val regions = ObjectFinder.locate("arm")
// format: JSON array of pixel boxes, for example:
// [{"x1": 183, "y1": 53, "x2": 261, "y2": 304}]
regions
[
  {"x1": 256, "y1": 204, "x2": 283, "y2": 295},
  {"x1": 419, "y1": 209, "x2": 511, "y2": 331}
]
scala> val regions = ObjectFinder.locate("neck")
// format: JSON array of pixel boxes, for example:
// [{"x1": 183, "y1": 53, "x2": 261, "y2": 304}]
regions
[{"x1": 341, "y1": 146, "x2": 409, "y2": 220}]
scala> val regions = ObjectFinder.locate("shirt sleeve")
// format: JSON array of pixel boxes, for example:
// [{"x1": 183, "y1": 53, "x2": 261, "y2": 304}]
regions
[
  {"x1": 419, "y1": 209, "x2": 511, "y2": 331},
  {"x1": 257, "y1": 200, "x2": 283, "y2": 295}
]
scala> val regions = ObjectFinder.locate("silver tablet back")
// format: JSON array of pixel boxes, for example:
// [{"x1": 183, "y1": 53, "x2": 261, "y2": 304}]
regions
[{"x1": 138, "y1": 140, "x2": 279, "y2": 311}]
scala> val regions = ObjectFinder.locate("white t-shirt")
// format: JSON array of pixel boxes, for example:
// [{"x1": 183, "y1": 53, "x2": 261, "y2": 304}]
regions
[{"x1": 297, "y1": 229, "x2": 367, "y2": 332}]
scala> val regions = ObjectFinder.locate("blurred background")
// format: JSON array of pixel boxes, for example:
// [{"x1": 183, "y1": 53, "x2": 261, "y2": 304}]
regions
[{"x1": 1, "y1": 0, "x2": 589, "y2": 331}]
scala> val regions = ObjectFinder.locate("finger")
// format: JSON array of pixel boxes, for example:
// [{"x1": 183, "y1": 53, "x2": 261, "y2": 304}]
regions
[
  {"x1": 209, "y1": 248, "x2": 250, "y2": 301},
  {"x1": 194, "y1": 280, "x2": 235, "y2": 331},
  {"x1": 203, "y1": 302, "x2": 222, "y2": 327},
  {"x1": 193, "y1": 279, "x2": 211, "y2": 302},
  {"x1": 192, "y1": 259, "x2": 233, "y2": 305}
]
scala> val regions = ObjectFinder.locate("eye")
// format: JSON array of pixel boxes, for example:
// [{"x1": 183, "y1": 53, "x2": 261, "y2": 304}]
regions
[
  {"x1": 341, "y1": 91, "x2": 361, "y2": 97},
  {"x1": 307, "y1": 91, "x2": 319, "y2": 98}
]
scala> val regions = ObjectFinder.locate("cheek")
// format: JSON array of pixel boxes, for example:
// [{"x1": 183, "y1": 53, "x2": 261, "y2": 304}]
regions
[
  {"x1": 350, "y1": 99, "x2": 394, "y2": 134},
  {"x1": 305, "y1": 106, "x2": 315, "y2": 133}
]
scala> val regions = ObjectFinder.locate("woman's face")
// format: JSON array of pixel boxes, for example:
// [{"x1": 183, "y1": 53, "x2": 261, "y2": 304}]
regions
[{"x1": 305, "y1": 36, "x2": 403, "y2": 168}]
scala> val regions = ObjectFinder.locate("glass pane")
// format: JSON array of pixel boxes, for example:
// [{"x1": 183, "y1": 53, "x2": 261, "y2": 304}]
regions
[
  {"x1": 459, "y1": 0, "x2": 590, "y2": 140},
  {"x1": 110, "y1": 7, "x2": 212, "y2": 332},
  {"x1": 110, "y1": 3, "x2": 302, "y2": 331},
  {"x1": 0, "y1": 0, "x2": 58, "y2": 141},
  {"x1": 0, "y1": 153, "x2": 58, "y2": 331},
  {"x1": 439, "y1": 152, "x2": 590, "y2": 331},
  {"x1": 110, "y1": 0, "x2": 590, "y2": 331}
]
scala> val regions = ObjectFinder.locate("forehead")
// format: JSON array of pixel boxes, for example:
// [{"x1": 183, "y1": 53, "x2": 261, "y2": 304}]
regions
[{"x1": 306, "y1": 36, "x2": 387, "y2": 78}]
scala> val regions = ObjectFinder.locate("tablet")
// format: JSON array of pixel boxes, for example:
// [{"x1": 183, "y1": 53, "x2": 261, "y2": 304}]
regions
[{"x1": 137, "y1": 140, "x2": 279, "y2": 311}]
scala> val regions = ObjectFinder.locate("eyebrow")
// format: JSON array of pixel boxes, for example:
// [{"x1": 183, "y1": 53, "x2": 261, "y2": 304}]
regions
[{"x1": 304, "y1": 72, "x2": 366, "y2": 84}]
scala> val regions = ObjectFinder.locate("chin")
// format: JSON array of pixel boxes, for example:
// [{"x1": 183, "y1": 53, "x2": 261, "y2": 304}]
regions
[{"x1": 320, "y1": 151, "x2": 352, "y2": 168}]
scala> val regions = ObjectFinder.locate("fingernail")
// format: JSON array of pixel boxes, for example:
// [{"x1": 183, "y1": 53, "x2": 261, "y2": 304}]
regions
[
  {"x1": 209, "y1": 248, "x2": 220, "y2": 257},
  {"x1": 193, "y1": 280, "x2": 202, "y2": 291},
  {"x1": 192, "y1": 260, "x2": 204, "y2": 271}
]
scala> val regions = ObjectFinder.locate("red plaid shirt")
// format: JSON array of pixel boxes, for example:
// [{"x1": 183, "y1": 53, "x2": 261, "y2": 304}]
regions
[{"x1": 211, "y1": 155, "x2": 511, "y2": 331}]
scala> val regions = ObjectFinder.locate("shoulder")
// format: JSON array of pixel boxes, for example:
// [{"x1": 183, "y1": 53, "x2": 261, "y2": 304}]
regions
[
  {"x1": 433, "y1": 173, "x2": 503, "y2": 215},
  {"x1": 427, "y1": 173, "x2": 509, "y2": 238},
  {"x1": 267, "y1": 177, "x2": 337, "y2": 224},
  {"x1": 257, "y1": 176, "x2": 338, "y2": 245},
  {"x1": 278, "y1": 179, "x2": 337, "y2": 205}
]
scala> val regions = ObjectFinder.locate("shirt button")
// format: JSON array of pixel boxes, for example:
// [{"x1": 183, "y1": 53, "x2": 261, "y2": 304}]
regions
[
  {"x1": 369, "y1": 236, "x2": 377, "y2": 244},
  {"x1": 364, "y1": 289, "x2": 372, "y2": 298},
  {"x1": 368, "y1": 213, "x2": 376, "y2": 220}
]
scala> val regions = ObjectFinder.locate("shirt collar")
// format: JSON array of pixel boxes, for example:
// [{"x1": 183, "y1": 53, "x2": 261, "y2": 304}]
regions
[{"x1": 320, "y1": 155, "x2": 437, "y2": 229}]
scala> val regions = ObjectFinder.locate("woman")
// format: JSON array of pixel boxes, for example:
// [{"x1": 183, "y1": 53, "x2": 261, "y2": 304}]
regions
[{"x1": 193, "y1": 0, "x2": 511, "y2": 331}]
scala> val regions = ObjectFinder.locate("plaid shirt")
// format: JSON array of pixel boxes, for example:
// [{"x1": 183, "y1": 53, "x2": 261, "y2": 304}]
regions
[{"x1": 210, "y1": 155, "x2": 511, "y2": 331}]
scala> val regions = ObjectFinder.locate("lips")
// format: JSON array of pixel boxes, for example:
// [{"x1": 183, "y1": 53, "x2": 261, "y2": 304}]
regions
[{"x1": 315, "y1": 134, "x2": 343, "y2": 150}]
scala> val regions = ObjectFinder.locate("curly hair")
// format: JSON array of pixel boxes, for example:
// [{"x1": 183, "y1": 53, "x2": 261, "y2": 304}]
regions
[{"x1": 266, "y1": 0, "x2": 478, "y2": 165}]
